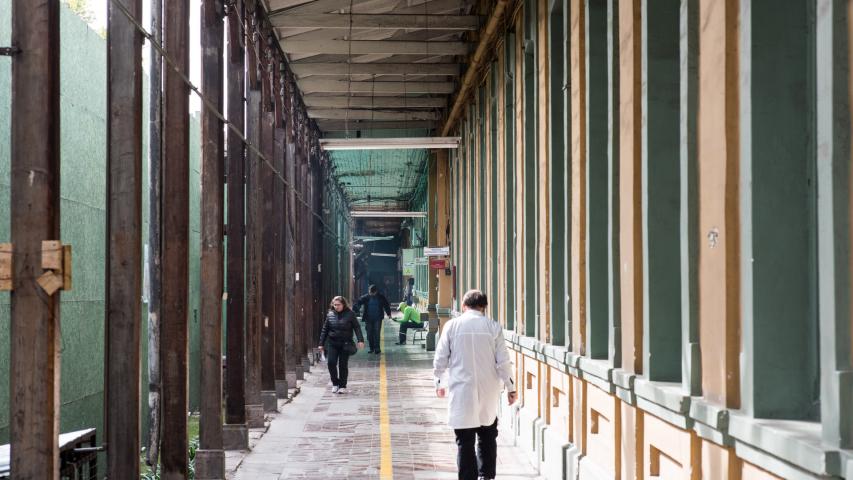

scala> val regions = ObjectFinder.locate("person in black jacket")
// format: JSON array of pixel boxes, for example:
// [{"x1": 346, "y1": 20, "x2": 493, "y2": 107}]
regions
[
  {"x1": 353, "y1": 285, "x2": 392, "y2": 354},
  {"x1": 318, "y1": 296, "x2": 365, "y2": 394}
]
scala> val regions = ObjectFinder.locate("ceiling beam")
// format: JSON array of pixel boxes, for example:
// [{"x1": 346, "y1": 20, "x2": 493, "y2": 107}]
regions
[
  {"x1": 304, "y1": 96, "x2": 447, "y2": 108},
  {"x1": 297, "y1": 79, "x2": 456, "y2": 94},
  {"x1": 271, "y1": 14, "x2": 480, "y2": 30},
  {"x1": 291, "y1": 62, "x2": 460, "y2": 76},
  {"x1": 308, "y1": 109, "x2": 440, "y2": 120},
  {"x1": 316, "y1": 120, "x2": 438, "y2": 130},
  {"x1": 280, "y1": 40, "x2": 469, "y2": 55}
]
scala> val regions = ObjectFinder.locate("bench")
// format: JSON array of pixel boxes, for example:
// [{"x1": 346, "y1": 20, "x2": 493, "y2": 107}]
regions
[
  {"x1": 0, "y1": 428, "x2": 99, "y2": 479},
  {"x1": 411, "y1": 312, "x2": 430, "y2": 344}
]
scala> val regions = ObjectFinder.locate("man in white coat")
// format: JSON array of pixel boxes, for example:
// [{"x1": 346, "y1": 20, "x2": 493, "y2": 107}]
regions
[{"x1": 433, "y1": 289, "x2": 517, "y2": 480}]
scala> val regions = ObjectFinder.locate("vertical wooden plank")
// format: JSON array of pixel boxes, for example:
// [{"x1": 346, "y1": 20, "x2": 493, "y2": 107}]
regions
[
  {"x1": 618, "y1": 0, "x2": 642, "y2": 374},
  {"x1": 538, "y1": 0, "x2": 552, "y2": 343},
  {"x1": 105, "y1": 0, "x2": 143, "y2": 477},
  {"x1": 260, "y1": 111, "x2": 278, "y2": 411},
  {"x1": 571, "y1": 0, "x2": 587, "y2": 354},
  {"x1": 245, "y1": 89, "x2": 265, "y2": 427},
  {"x1": 514, "y1": 15, "x2": 527, "y2": 336},
  {"x1": 274, "y1": 124, "x2": 289, "y2": 398},
  {"x1": 606, "y1": 0, "x2": 622, "y2": 368},
  {"x1": 161, "y1": 0, "x2": 191, "y2": 476},
  {"x1": 197, "y1": 0, "x2": 225, "y2": 475},
  {"x1": 9, "y1": 0, "x2": 61, "y2": 478},
  {"x1": 496, "y1": 45, "x2": 507, "y2": 329},
  {"x1": 224, "y1": 0, "x2": 247, "y2": 441},
  {"x1": 697, "y1": 0, "x2": 740, "y2": 408}
]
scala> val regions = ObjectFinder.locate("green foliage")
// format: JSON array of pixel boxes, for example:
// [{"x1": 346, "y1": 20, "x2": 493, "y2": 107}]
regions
[{"x1": 64, "y1": 0, "x2": 96, "y2": 25}]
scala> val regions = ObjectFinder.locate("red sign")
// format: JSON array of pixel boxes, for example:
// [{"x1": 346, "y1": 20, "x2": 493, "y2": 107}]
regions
[{"x1": 429, "y1": 258, "x2": 448, "y2": 270}]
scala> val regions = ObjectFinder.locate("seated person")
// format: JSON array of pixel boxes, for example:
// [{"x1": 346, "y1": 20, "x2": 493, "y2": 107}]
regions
[{"x1": 394, "y1": 302, "x2": 423, "y2": 345}]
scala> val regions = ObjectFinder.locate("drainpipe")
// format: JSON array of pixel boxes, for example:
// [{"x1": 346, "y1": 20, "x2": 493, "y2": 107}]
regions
[{"x1": 441, "y1": 0, "x2": 511, "y2": 136}]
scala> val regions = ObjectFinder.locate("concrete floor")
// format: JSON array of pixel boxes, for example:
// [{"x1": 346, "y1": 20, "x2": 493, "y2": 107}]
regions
[{"x1": 229, "y1": 318, "x2": 543, "y2": 480}]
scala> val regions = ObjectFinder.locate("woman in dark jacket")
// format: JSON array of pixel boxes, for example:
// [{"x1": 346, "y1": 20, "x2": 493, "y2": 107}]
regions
[{"x1": 318, "y1": 296, "x2": 365, "y2": 394}]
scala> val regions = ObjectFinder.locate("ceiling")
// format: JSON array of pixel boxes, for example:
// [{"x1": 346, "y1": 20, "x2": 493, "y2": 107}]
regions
[{"x1": 266, "y1": 0, "x2": 476, "y2": 212}]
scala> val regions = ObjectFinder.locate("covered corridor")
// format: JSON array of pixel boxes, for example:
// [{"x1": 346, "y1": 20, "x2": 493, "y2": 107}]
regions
[
  {"x1": 2, "y1": 0, "x2": 853, "y2": 479},
  {"x1": 228, "y1": 318, "x2": 541, "y2": 480}
]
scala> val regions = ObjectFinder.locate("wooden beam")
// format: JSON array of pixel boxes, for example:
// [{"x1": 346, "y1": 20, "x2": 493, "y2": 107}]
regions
[
  {"x1": 260, "y1": 111, "x2": 278, "y2": 412},
  {"x1": 9, "y1": 0, "x2": 61, "y2": 477},
  {"x1": 281, "y1": 40, "x2": 469, "y2": 55},
  {"x1": 160, "y1": 0, "x2": 191, "y2": 475},
  {"x1": 245, "y1": 89, "x2": 265, "y2": 427},
  {"x1": 298, "y1": 79, "x2": 456, "y2": 94},
  {"x1": 316, "y1": 119, "x2": 437, "y2": 130},
  {"x1": 271, "y1": 14, "x2": 480, "y2": 30},
  {"x1": 304, "y1": 95, "x2": 446, "y2": 108},
  {"x1": 291, "y1": 62, "x2": 460, "y2": 77},
  {"x1": 197, "y1": 0, "x2": 225, "y2": 476},
  {"x1": 308, "y1": 109, "x2": 440, "y2": 120},
  {"x1": 224, "y1": 0, "x2": 247, "y2": 435},
  {"x1": 273, "y1": 126, "x2": 289, "y2": 399},
  {"x1": 105, "y1": 0, "x2": 143, "y2": 477}
]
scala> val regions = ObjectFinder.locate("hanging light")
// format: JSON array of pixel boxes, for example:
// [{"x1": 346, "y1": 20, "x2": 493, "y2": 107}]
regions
[{"x1": 320, "y1": 137, "x2": 461, "y2": 150}]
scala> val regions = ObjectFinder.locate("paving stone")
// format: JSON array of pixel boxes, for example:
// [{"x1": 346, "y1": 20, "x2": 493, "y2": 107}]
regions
[{"x1": 231, "y1": 318, "x2": 544, "y2": 480}]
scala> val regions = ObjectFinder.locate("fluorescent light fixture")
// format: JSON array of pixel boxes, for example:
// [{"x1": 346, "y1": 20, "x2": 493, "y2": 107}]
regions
[
  {"x1": 370, "y1": 253, "x2": 398, "y2": 257},
  {"x1": 351, "y1": 211, "x2": 427, "y2": 218},
  {"x1": 320, "y1": 137, "x2": 461, "y2": 150}
]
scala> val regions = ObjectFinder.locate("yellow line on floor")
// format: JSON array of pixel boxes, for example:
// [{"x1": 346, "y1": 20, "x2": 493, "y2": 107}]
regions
[{"x1": 379, "y1": 323, "x2": 394, "y2": 479}]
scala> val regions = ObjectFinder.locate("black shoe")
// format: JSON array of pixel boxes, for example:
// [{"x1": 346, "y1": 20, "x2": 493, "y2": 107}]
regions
[
  {"x1": 394, "y1": 342, "x2": 405, "y2": 345},
  {"x1": 374, "y1": 350, "x2": 381, "y2": 354}
]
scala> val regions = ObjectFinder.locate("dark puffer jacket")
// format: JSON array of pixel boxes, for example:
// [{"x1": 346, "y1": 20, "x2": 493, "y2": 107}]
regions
[{"x1": 319, "y1": 308, "x2": 365, "y2": 346}]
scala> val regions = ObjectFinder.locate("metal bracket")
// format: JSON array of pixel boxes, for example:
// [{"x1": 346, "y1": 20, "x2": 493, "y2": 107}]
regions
[{"x1": 0, "y1": 46, "x2": 21, "y2": 56}]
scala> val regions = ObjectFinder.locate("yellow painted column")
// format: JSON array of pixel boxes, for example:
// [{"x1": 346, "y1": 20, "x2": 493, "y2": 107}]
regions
[
  {"x1": 618, "y1": 0, "x2": 643, "y2": 375},
  {"x1": 697, "y1": 0, "x2": 741, "y2": 409},
  {"x1": 538, "y1": 0, "x2": 552, "y2": 343},
  {"x1": 514, "y1": 14, "x2": 527, "y2": 336},
  {"x1": 571, "y1": 0, "x2": 587, "y2": 354}
]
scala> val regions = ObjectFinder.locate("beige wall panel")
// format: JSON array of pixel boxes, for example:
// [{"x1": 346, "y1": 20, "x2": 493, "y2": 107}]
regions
[
  {"x1": 701, "y1": 439, "x2": 740, "y2": 480},
  {"x1": 697, "y1": 0, "x2": 741, "y2": 408},
  {"x1": 741, "y1": 462, "x2": 784, "y2": 480},
  {"x1": 522, "y1": 354, "x2": 541, "y2": 417},
  {"x1": 547, "y1": 366, "x2": 571, "y2": 438},
  {"x1": 514, "y1": 16, "x2": 526, "y2": 335},
  {"x1": 620, "y1": 401, "x2": 642, "y2": 480},
  {"x1": 570, "y1": 376, "x2": 586, "y2": 452},
  {"x1": 586, "y1": 383, "x2": 619, "y2": 476},
  {"x1": 618, "y1": 0, "x2": 643, "y2": 373},
  {"x1": 570, "y1": 0, "x2": 588, "y2": 354},
  {"x1": 485, "y1": 76, "x2": 494, "y2": 303},
  {"x1": 538, "y1": 0, "x2": 552, "y2": 343},
  {"x1": 643, "y1": 413, "x2": 699, "y2": 479}
]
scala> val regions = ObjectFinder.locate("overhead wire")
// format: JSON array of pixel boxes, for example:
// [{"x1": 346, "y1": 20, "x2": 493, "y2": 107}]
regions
[{"x1": 108, "y1": 0, "x2": 349, "y2": 247}]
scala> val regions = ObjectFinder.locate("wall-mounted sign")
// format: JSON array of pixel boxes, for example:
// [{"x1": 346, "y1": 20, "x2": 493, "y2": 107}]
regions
[
  {"x1": 429, "y1": 258, "x2": 448, "y2": 270},
  {"x1": 424, "y1": 246, "x2": 450, "y2": 256}
]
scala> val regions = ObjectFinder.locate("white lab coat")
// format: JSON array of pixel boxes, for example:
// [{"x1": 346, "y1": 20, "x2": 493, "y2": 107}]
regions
[{"x1": 432, "y1": 309, "x2": 516, "y2": 429}]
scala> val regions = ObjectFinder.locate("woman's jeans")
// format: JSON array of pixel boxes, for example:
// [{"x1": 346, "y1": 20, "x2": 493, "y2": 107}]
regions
[
  {"x1": 454, "y1": 418, "x2": 498, "y2": 480},
  {"x1": 326, "y1": 342, "x2": 352, "y2": 387}
]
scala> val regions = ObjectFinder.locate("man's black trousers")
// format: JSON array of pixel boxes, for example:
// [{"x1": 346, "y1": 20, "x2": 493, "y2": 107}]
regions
[
  {"x1": 365, "y1": 319, "x2": 382, "y2": 352},
  {"x1": 454, "y1": 418, "x2": 498, "y2": 480},
  {"x1": 325, "y1": 342, "x2": 352, "y2": 388}
]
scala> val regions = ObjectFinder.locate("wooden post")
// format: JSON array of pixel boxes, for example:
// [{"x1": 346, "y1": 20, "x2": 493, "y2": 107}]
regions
[
  {"x1": 223, "y1": 0, "x2": 248, "y2": 450},
  {"x1": 146, "y1": 0, "x2": 164, "y2": 467},
  {"x1": 274, "y1": 112, "x2": 289, "y2": 398},
  {"x1": 196, "y1": 0, "x2": 226, "y2": 477},
  {"x1": 260, "y1": 109, "x2": 279, "y2": 412},
  {"x1": 160, "y1": 0, "x2": 191, "y2": 477},
  {"x1": 105, "y1": 0, "x2": 143, "y2": 477},
  {"x1": 245, "y1": 88, "x2": 265, "y2": 428},
  {"x1": 9, "y1": 0, "x2": 61, "y2": 477}
]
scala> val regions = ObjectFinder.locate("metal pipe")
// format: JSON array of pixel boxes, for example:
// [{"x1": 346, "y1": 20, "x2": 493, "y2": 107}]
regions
[{"x1": 440, "y1": 0, "x2": 510, "y2": 136}]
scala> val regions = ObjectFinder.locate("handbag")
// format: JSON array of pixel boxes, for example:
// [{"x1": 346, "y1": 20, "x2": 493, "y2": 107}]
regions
[{"x1": 344, "y1": 342, "x2": 358, "y2": 355}]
